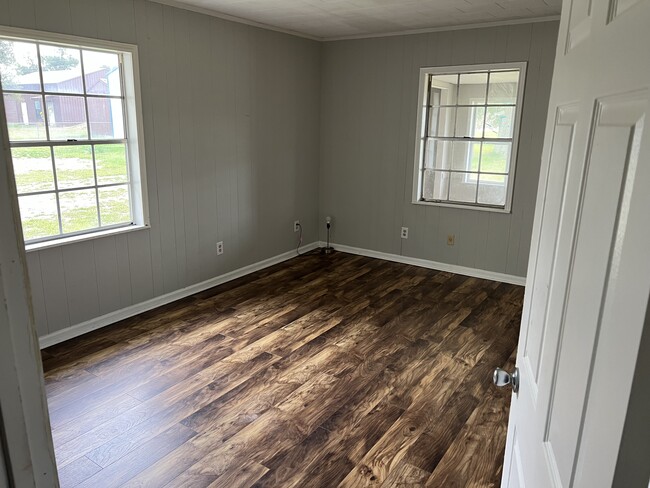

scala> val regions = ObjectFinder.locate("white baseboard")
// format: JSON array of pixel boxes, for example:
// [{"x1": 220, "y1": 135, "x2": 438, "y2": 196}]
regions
[
  {"x1": 40, "y1": 240, "x2": 525, "y2": 349},
  {"x1": 324, "y1": 241, "x2": 527, "y2": 286},
  {"x1": 39, "y1": 242, "x2": 320, "y2": 349}
]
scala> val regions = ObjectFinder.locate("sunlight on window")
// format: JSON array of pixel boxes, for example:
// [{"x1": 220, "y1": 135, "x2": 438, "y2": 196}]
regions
[
  {"x1": 0, "y1": 35, "x2": 141, "y2": 243},
  {"x1": 416, "y1": 64, "x2": 524, "y2": 211}
]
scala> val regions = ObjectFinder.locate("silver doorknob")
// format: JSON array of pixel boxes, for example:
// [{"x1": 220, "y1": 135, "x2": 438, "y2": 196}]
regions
[{"x1": 493, "y1": 367, "x2": 519, "y2": 393}]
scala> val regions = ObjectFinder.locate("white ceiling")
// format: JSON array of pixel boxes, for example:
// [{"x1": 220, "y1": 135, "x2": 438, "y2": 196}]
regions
[{"x1": 154, "y1": 0, "x2": 562, "y2": 40}]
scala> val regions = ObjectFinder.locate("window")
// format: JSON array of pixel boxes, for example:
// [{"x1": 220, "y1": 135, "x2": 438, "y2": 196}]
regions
[
  {"x1": 413, "y1": 63, "x2": 526, "y2": 212},
  {"x1": 0, "y1": 27, "x2": 147, "y2": 246}
]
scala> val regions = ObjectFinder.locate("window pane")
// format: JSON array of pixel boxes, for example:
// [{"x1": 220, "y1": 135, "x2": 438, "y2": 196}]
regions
[
  {"x1": 99, "y1": 185, "x2": 131, "y2": 225},
  {"x1": 18, "y1": 193, "x2": 60, "y2": 240},
  {"x1": 488, "y1": 70, "x2": 519, "y2": 105},
  {"x1": 422, "y1": 169, "x2": 449, "y2": 201},
  {"x1": 468, "y1": 142, "x2": 482, "y2": 172},
  {"x1": 449, "y1": 141, "x2": 477, "y2": 171},
  {"x1": 11, "y1": 146, "x2": 54, "y2": 193},
  {"x1": 431, "y1": 74, "x2": 458, "y2": 105},
  {"x1": 95, "y1": 144, "x2": 128, "y2": 184},
  {"x1": 480, "y1": 142, "x2": 510, "y2": 174},
  {"x1": 0, "y1": 40, "x2": 41, "y2": 92},
  {"x1": 45, "y1": 95, "x2": 88, "y2": 140},
  {"x1": 455, "y1": 106, "x2": 485, "y2": 138},
  {"x1": 423, "y1": 138, "x2": 449, "y2": 170},
  {"x1": 59, "y1": 189, "x2": 98, "y2": 233},
  {"x1": 454, "y1": 107, "x2": 470, "y2": 138},
  {"x1": 485, "y1": 106, "x2": 515, "y2": 138},
  {"x1": 472, "y1": 106, "x2": 485, "y2": 138},
  {"x1": 83, "y1": 50, "x2": 121, "y2": 96},
  {"x1": 430, "y1": 74, "x2": 458, "y2": 101},
  {"x1": 449, "y1": 171, "x2": 478, "y2": 203},
  {"x1": 88, "y1": 97, "x2": 124, "y2": 139},
  {"x1": 4, "y1": 93, "x2": 47, "y2": 141},
  {"x1": 458, "y1": 72, "x2": 488, "y2": 105},
  {"x1": 477, "y1": 174, "x2": 508, "y2": 206},
  {"x1": 53, "y1": 145, "x2": 94, "y2": 189},
  {"x1": 428, "y1": 106, "x2": 454, "y2": 137},
  {"x1": 40, "y1": 45, "x2": 83, "y2": 94},
  {"x1": 429, "y1": 87, "x2": 442, "y2": 106}
]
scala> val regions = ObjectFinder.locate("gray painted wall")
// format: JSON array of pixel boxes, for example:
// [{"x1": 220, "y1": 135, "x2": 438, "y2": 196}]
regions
[
  {"x1": 613, "y1": 293, "x2": 650, "y2": 488},
  {"x1": 319, "y1": 21, "x2": 559, "y2": 278},
  {"x1": 1, "y1": 0, "x2": 559, "y2": 338},
  {"x1": 0, "y1": 0, "x2": 321, "y2": 337},
  {"x1": 0, "y1": 422, "x2": 7, "y2": 488}
]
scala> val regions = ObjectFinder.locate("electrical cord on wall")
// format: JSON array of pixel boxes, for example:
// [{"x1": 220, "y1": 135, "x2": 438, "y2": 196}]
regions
[
  {"x1": 326, "y1": 219, "x2": 331, "y2": 248},
  {"x1": 322, "y1": 216, "x2": 333, "y2": 254},
  {"x1": 296, "y1": 222, "x2": 303, "y2": 255}
]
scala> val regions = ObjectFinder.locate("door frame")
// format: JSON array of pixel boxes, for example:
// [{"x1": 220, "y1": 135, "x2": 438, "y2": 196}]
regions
[{"x1": 0, "y1": 93, "x2": 59, "y2": 487}]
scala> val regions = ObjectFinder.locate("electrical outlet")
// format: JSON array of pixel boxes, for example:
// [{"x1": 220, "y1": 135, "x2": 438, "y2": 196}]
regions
[
  {"x1": 216, "y1": 241, "x2": 224, "y2": 255},
  {"x1": 447, "y1": 234, "x2": 455, "y2": 246},
  {"x1": 294, "y1": 220, "x2": 300, "y2": 232},
  {"x1": 401, "y1": 227, "x2": 409, "y2": 239}
]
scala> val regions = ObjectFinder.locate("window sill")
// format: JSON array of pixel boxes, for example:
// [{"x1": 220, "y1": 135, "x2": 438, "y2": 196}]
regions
[
  {"x1": 25, "y1": 224, "x2": 150, "y2": 253},
  {"x1": 411, "y1": 199, "x2": 512, "y2": 213}
]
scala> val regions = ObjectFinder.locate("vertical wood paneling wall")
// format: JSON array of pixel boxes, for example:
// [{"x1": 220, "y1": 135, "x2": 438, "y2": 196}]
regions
[
  {"x1": 0, "y1": 0, "x2": 321, "y2": 337},
  {"x1": 0, "y1": 0, "x2": 559, "y2": 339},
  {"x1": 319, "y1": 21, "x2": 559, "y2": 278}
]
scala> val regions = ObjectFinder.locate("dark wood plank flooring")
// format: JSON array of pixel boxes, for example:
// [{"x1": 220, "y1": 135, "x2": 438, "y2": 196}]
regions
[{"x1": 42, "y1": 250, "x2": 523, "y2": 488}]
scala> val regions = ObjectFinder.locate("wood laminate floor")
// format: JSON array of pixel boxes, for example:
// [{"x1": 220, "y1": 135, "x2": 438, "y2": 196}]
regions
[{"x1": 42, "y1": 250, "x2": 524, "y2": 488}]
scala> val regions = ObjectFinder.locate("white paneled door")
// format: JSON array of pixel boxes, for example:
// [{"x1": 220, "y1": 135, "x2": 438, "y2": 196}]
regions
[{"x1": 501, "y1": 0, "x2": 650, "y2": 487}]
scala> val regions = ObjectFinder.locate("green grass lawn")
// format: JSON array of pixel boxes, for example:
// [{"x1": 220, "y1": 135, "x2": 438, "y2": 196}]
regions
[
  {"x1": 7, "y1": 122, "x2": 90, "y2": 142},
  {"x1": 469, "y1": 143, "x2": 508, "y2": 182},
  {"x1": 11, "y1": 141, "x2": 131, "y2": 240}
]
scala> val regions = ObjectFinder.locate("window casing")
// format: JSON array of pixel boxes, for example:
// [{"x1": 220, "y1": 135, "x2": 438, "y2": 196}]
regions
[
  {"x1": 412, "y1": 62, "x2": 526, "y2": 212},
  {"x1": 0, "y1": 27, "x2": 148, "y2": 247}
]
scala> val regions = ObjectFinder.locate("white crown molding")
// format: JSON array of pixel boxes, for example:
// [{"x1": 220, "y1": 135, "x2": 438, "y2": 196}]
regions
[
  {"x1": 324, "y1": 241, "x2": 527, "y2": 286},
  {"x1": 325, "y1": 15, "x2": 561, "y2": 41},
  {"x1": 147, "y1": 0, "x2": 559, "y2": 43},
  {"x1": 39, "y1": 242, "x2": 320, "y2": 348},
  {"x1": 148, "y1": 0, "x2": 321, "y2": 41}
]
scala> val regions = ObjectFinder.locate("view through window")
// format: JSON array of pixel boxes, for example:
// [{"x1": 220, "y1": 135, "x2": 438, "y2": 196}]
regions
[
  {"x1": 0, "y1": 31, "x2": 146, "y2": 244},
  {"x1": 414, "y1": 63, "x2": 526, "y2": 212}
]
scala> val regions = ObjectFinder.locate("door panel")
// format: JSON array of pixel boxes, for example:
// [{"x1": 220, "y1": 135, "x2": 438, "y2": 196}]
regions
[
  {"x1": 608, "y1": 0, "x2": 642, "y2": 21},
  {"x1": 566, "y1": 0, "x2": 592, "y2": 51},
  {"x1": 505, "y1": 428, "x2": 525, "y2": 488},
  {"x1": 545, "y1": 91, "x2": 647, "y2": 486},
  {"x1": 572, "y1": 92, "x2": 650, "y2": 486},
  {"x1": 502, "y1": 0, "x2": 650, "y2": 486},
  {"x1": 522, "y1": 105, "x2": 578, "y2": 387}
]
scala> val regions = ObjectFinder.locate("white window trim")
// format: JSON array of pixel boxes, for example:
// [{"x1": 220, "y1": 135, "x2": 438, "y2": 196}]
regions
[
  {"x1": 0, "y1": 26, "x2": 149, "y2": 248},
  {"x1": 24, "y1": 223, "x2": 149, "y2": 252},
  {"x1": 411, "y1": 61, "x2": 527, "y2": 213}
]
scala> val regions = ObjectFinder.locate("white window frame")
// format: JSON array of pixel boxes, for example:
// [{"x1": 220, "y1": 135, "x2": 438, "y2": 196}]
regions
[
  {"x1": 0, "y1": 26, "x2": 149, "y2": 251},
  {"x1": 411, "y1": 62, "x2": 527, "y2": 213}
]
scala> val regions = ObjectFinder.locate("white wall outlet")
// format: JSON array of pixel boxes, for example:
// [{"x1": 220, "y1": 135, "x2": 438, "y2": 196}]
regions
[
  {"x1": 216, "y1": 241, "x2": 224, "y2": 255},
  {"x1": 447, "y1": 234, "x2": 455, "y2": 246},
  {"x1": 294, "y1": 220, "x2": 300, "y2": 232},
  {"x1": 401, "y1": 227, "x2": 409, "y2": 239}
]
